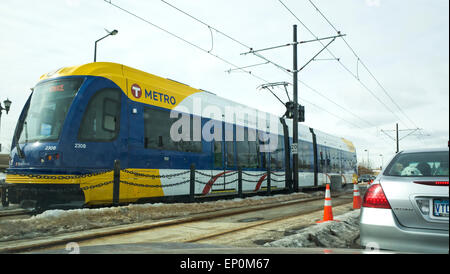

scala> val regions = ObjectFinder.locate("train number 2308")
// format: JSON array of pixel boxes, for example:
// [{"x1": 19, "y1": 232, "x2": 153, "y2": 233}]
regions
[
  {"x1": 74, "y1": 143, "x2": 87, "y2": 149},
  {"x1": 45, "y1": 145, "x2": 57, "y2": 150}
]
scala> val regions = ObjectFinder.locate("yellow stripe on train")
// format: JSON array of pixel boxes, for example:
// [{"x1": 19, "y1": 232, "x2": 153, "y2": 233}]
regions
[
  {"x1": 39, "y1": 62, "x2": 202, "y2": 110},
  {"x1": 6, "y1": 169, "x2": 165, "y2": 205}
]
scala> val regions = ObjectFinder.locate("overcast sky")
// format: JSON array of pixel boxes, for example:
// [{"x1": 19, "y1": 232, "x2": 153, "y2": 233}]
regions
[{"x1": 0, "y1": 0, "x2": 448, "y2": 169}]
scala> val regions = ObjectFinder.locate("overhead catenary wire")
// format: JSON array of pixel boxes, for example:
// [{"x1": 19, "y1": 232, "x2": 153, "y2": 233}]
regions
[
  {"x1": 160, "y1": 0, "x2": 251, "y2": 50},
  {"x1": 163, "y1": 1, "x2": 380, "y2": 130},
  {"x1": 277, "y1": 0, "x2": 411, "y2": 129},
  {"x1": 244, "y1": 40, "x2": 376, "y2": 128},
  {"x1": 103, "y1": 0, "x2": 254, "y2": 77},
  {"x1": 306, "y1": 0, "x2": 421, "y2": 131},
  {"x1": 225, "y1": 61, "x2": 270, "y2": 74},
  {"x1": 207, "y1": 26, "x2": 214, "y2": 53},
  {"x1": 103, "y1": 0, "x2": 369, "y2": 130},
  {"x1": 159, "y1": 0, "x2": 376, "y2": 129},
  {"x1": 255, "y1": 51, "x2": 377, "y2": 128}
]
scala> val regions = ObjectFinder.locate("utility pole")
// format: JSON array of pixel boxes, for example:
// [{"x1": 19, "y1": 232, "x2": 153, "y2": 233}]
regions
[
  {"x1": 241, "y1": 26, "x2": 344, "y2": 192},
  {"x1": 396, "y1": 123, "x2": 399, "y2": 153},
  {"x1": 292, "y1": 25, "x2": 299, "y2": 192},
  {"x1": 380, "y1": 123, "x2": 422, "y2": 153},
  {"x1": 364, "y1": 149, "x2": 370, "y2": 169}
]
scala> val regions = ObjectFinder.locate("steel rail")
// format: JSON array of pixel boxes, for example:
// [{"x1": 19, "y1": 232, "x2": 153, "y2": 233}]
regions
[
  {"x1": 0, "y1": 192, "x2": 354, "y2": 253},
  {"x1": 0, "y1": 208, "x2": 34, "y2": 219},
  {"x1": 186, "y1": 197, "x2": 353, "y2": 243}
]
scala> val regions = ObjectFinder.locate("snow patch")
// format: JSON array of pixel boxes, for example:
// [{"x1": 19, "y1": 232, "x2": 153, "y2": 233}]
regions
[{"x1": 264, "y1": 210, "x2": 361, "y2": 248}]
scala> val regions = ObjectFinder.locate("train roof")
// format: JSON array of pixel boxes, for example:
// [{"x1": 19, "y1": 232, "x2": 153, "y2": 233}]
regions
[{"x1": 39, "y1": 62, "x2": 355, "y2": 153}]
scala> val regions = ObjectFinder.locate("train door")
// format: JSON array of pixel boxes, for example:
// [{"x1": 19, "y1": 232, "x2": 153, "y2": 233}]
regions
[
  {"x1": 73, "y1": 78, "x2": 128, "y2": 170},
  {"x1": 126, "y1": 79, "x2": 172, "y2": 171}
]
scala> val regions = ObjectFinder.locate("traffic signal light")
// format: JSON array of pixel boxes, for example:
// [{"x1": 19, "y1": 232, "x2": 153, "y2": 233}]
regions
[{"x1": 284, "y1": 101, "x2": 305, "y2": 122}]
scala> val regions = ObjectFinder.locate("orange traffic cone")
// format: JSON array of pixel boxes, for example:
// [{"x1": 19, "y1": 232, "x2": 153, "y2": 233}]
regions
[
  {"x1": 317, "y1": 183, "x2": 336, "y2": 223},
  {"x1": 353, "y1": 182, "x2": 362, "y2": 209}
]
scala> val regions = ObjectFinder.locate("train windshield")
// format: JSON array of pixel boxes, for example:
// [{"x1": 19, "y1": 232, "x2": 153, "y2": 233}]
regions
[{"x1": 18, "y1": 78, "x2": 84, "y2": 143}]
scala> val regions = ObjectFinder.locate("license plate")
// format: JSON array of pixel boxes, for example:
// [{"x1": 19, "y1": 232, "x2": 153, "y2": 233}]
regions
[{"x1": 433, "y1": 199, "x2": 449, "y2": 217}]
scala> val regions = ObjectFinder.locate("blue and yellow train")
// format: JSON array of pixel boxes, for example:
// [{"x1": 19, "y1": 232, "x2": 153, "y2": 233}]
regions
[{"x1": 4, "y1": 62, "x2": 357, "y2": 208}]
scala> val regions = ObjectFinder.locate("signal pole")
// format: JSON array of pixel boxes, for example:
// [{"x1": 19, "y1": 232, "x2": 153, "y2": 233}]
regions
[
  {"x1": 241, "y1": 26, "x2": 344, "y2": 192},
  {"x1": 292, "y1": 25, "x2": 299, "y2": 192}
]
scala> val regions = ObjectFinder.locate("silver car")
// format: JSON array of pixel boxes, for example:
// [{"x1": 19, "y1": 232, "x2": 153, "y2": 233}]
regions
[{"x1": 360, "y1": 148, "x2": 449, "y2": 253}]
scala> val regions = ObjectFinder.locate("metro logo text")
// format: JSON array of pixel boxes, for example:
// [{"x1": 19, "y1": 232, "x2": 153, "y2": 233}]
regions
[
  {"x1": 130, "y1": 83, "x2": 177, "y2": 106},
  {"x1": 145, "y1": 89, "x2": 176, "y2": 105}
]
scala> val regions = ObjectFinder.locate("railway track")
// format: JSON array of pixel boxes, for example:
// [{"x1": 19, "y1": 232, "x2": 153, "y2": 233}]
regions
[
  {"x1": 0, "y1": 190, "x2": 358, "y2": 253},
  {"x1": 182, "y1": 193, "x2": 356, "y2": 246},
  {"x1": 0, "y1": 208, "x2": 34, "y2": 220}
]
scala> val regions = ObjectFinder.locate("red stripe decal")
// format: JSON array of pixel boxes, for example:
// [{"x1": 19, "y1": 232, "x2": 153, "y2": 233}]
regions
[
  {"x1": 254, "y1": 174, "x2": 268, "y2": 192},
  {"x1": 201, "y1": 171, "x2": 233, "y2": 195}
]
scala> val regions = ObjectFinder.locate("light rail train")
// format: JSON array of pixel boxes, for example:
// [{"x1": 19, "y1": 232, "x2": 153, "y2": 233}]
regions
[{"x1": 3, "y1": 62, "x2": 357, "y2": 208}]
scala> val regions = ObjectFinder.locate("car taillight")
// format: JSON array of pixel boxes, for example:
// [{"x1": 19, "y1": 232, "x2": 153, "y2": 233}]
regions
[{"x1": 362, "y1": 184, "x2": 391, "y2": 209}]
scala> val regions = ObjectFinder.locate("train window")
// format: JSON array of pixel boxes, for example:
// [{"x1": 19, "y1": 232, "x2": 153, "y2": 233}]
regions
[
  {"x1": 214, "y1": 141, "x2": 223, "y2": 168},
  {"x1": 248, "y1": 138, "x2": 259, "y2": 168},
  {"x1": 19, "y1": 78, "x2": 84, "y2": 143},
  {"x1": 236, "y1": 126, "x2": 248, "y2": 168},
  {"x1": 298, "y1": 140, "x2": 313, "y2": 171},
  {"x1": 103, "y1": 98, "x2": 119, "y2": 132},
  {"x1": 345, "y1": 151, "x2": 356, "y2": 172},
  {"x1": 326, "y1": 152, "x2": 331, "y2": 172},
  {"x1": 172, "y1": 112, "x2": 202, "y2": 153},
  {"x1": 144, "y1": 107, "x2": 175, "y2": 151},
  {"x1": 270, "y1": 135, "x2": 284, "y2": 170},
  {"x1": 330, "y1": 148, "x2": 340, "y2": 173},
  {"x1": 236, "y1": 126, "x2": 259, "y2": 169},
  {"x1": 143, "y1": 107, "x2": 202, "y2": 153},
  {"x1": 318, "y1": 146, "x2": 331, "y2": 173},
  {"x1": 344, "y1": 151, "x2": 351, "y2": 172},
  {"x1": 226, "y1": 141, "x2": 235, "y2": 167},
  {"x1": 78, "y1": 88, "x2": 121, "y2": 142},
  {"x1": 188, "y1": 115, "x2": 202, "y2": 152},
  {"x1": 329, "y1": 148, "x2": 336, "y2": 172},
  {"x1": 319, "y1": 147, "x2": 324, "y2": 173},
  {"x1": 298, "y1": 141, "x2": 304, "y2": 169}
]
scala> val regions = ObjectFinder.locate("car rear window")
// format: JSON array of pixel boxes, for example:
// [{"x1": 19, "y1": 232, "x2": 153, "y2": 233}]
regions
[{"x1": 384, "y1": 151, "x2": 449, "y2": 177}]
